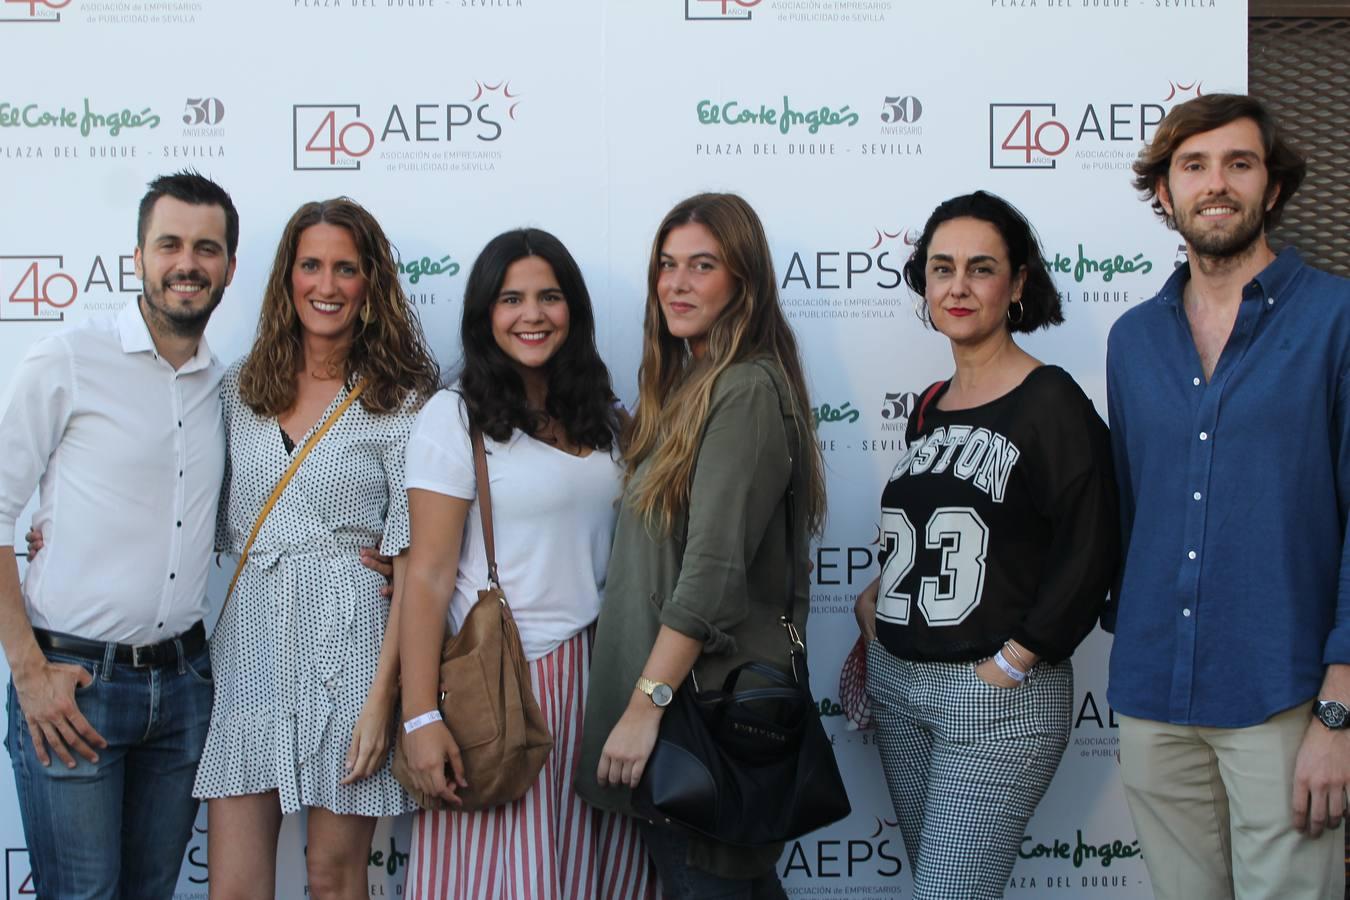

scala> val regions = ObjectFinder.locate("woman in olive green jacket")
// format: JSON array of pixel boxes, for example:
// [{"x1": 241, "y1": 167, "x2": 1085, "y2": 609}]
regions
[{"x1": 575, "y1": 192, "x2": 827, "y2": 896}]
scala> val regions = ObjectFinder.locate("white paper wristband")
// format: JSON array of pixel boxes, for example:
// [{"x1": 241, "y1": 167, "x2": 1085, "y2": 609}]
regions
[
  {"x1": 402, "y1": 710, "x2": 444, "y2": 734},
  {"x1": 993, "y1": 650, "x2": 1027, "y2": 684}
]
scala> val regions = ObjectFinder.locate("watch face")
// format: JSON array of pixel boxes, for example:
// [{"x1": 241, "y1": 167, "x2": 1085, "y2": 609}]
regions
[
  {"x1": 1319, "y1": 701, "x2": 1349, "y2": 729},
  {"x1": 652, "y1": 683, "x2": 674, "y2": 707}
]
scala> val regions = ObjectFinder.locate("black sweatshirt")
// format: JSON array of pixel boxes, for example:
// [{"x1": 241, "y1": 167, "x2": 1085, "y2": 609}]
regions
[{"x1": 874, "y1": 366, "x2": 1119, "y2": 664}]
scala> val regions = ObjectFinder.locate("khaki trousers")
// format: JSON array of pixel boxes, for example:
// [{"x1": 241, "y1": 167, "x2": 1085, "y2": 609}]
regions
[{"x1": 1119, "y1": 703, "x2": 1343, "y2": 900}]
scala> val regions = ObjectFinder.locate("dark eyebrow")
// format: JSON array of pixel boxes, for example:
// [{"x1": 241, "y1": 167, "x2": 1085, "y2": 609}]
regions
[
  {"x1": 928, "y1": 253, "x2": 999, "y2": 265},
  {"x1": 1175, "y1": 148, "x2": 1261, "y2": 165},
  {"x1": 660, "y1": 251, "x2": 721, "y2": 262}
]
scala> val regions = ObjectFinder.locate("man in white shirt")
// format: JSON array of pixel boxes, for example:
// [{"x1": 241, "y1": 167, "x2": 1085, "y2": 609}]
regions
[{"x1": 0, "y1": 171, "x2": 237, "y2": 900}]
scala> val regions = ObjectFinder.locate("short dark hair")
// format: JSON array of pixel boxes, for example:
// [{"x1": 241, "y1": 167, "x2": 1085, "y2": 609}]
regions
[
  {"x1": 136, "y1": 169, "x2": 239, "y2": 258},
  {"x1": 902, "y1": 190, "x2": 1062, "y2": 333},
  {"x1": 458, "y1": 228, "x2": 620, "y2": 452},
  {"x1": 1132, "y1": 93, "x2": 1306, "y2": 230}
]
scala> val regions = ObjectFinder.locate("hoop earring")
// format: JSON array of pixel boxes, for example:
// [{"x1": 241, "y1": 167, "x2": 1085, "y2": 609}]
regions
[
  {"x1": 1007, "y1": 299, "x2": 1024, "y2": 326},
  {"x1": 360, "y1": 301, "x2": 374, "y2": 325}
]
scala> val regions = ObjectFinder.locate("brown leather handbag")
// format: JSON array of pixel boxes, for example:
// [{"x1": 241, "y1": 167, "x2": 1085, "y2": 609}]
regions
[{"x1": 392, "y1": 425, "x2": 553, "y2": 811}]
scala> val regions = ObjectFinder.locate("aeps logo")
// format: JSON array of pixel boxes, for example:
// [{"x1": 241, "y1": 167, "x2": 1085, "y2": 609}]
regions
[
  {"x1": 813, "y1": 544, "x2": 877, "y2": 588},
  {"x1": 5, "y1": 848, "x2": 34, "y2": 898},
  {"x1": 781, "y1": 227, "x2": 910, "y2": 292},
  {"x1": 0, "y1": 253, "x2": 139, "y2": 323},
  {"x1": 0, "y1": 0, "x2": 67, "y2": 23},
  {"x1": 988, "y1": 79, "x2": 1202, "y2": 169},
  {"x1": 292, "y1": 81, "x2": 520, "y2": 172},
  {"x1": 684, "y1": 0, "x2": 758, "y2": 21},
  {"x1": 781, "y1": 818, "x2": 904, "y2": 880}
]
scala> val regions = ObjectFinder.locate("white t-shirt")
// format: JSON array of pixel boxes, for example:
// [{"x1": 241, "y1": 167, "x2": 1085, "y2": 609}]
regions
[{"x1": 404, "y1": 388, "x2": 623, "y2": 660}]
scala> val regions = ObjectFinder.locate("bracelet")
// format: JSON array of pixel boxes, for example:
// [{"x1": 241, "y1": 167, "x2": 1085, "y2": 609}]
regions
[
  {"x1": 1002, "y1": 640, "x2": 1031, "y2": 668},
  {"x1": 992, "y1": 650, "x2": 1027, "y2": 684},
  {"x1": 402, "y1": 710, "x2": 443, "y2": 735}
]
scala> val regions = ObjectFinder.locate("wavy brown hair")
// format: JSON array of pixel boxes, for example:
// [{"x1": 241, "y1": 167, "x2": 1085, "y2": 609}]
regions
[
  {"x1": 626, "y1": 193, "x2": 826, "y2": 536},
  {"x1": 1132, "y1": 93, "x2": 1306, "y2": 231},
  {"x1": 239, "y1": 198, "x2": 439, "y2": 416}
]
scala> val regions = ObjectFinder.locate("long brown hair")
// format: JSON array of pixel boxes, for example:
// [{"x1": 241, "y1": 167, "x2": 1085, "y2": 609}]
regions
[
  {"x1": 625, "y1": 193, "x2": 826, "y2": 536},
  {"x1": 239, "y1": 197, "x2": 439, "y2": 416}
]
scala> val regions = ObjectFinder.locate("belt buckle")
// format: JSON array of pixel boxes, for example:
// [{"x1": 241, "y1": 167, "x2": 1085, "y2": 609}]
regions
[{"x1": 131, "y1": 643, "x2": 152, "y2": 668}]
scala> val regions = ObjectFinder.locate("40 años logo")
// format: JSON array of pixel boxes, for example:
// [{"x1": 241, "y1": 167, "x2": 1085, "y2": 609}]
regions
[
  {"x1": 684, "y1": 0, "x2": 759, "y2": 21},
  {"x1": 1, "y1": 0, "x2": 69, "y2": 24},
  {"x1": 292, "y1": 81, "x2": 521, "y2": 172},
  {"x1": 1, "y1": 256, "x2": 77, "y2": 322},
  {"x1": 0, "y1": 253, "x2": 138, "y2": 323},
  {"x1": 988, "y1": 78, "x2": 1204, "y2": 170}
]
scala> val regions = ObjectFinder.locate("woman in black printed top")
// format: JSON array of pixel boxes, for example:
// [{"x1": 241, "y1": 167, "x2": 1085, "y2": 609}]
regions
[{"x1": 853, "y1": 191, "x2": 1118, "y2": 900}]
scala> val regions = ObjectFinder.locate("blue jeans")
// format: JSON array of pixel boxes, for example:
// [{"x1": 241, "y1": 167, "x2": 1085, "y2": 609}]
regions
[
  {"x1": 639, "y1": 823, "x2": 788, "y2": 900},
  {"x1": 5, "y1": 639, "x2": 213, "y2": 900}
]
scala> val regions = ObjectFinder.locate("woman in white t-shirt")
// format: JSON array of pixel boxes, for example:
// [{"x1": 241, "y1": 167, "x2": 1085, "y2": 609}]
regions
[{"x1": 396, "y1": 228, "x2": 657, "y2": 900}]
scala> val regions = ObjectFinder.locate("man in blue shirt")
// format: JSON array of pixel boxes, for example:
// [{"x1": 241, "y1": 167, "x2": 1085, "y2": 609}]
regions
[{"x1": 1105, "y1": 93, "x2": 1350, "y2": 899}]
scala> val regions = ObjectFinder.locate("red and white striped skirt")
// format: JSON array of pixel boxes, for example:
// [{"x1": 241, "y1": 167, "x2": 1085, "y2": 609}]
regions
[{"x1": 405, "y1": 629, "x2": 659, "y2": 900}]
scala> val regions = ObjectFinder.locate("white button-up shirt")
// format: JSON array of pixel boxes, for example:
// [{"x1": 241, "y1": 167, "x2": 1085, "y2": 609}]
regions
[{"x1": 0, "y1": 301, "x2": 225, "y2": 644}]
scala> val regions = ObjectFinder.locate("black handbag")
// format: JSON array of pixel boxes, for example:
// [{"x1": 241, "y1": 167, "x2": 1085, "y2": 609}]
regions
[{"x1": 632, "y1": 487, "x2": 852, "y2": 847}]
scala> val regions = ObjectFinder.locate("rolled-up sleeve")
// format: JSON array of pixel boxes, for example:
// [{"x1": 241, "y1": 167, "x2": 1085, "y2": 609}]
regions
[
  {"x1": 662, "y1": 373, "x2": 791, "y2": 653},
  {"x1": 0, "y1": 337, "x2": 74, "y2": 543}
]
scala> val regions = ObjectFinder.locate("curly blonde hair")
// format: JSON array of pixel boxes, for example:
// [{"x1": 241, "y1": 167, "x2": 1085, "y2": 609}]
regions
[{"x1": 239, "y1": 197, "x2": 439, "y2": 416}]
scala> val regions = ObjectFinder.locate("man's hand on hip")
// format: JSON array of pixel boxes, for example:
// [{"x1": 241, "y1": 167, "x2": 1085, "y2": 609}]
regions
[{"x1": 12, "y1": 660, "x2": 107, "y2": 768}]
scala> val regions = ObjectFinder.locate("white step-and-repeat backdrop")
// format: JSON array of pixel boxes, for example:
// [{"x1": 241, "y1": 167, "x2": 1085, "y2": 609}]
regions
[{"x1": 0, "y1": 1, "x2": 1246, "y2": 896}]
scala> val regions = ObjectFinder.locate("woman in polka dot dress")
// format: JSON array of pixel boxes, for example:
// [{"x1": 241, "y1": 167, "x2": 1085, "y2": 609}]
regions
[{"x1": 193, "y1": 198, "x2": 440, "y2": 899}]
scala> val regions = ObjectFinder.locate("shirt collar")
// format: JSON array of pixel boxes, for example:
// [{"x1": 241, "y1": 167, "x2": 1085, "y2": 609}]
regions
[
  {"x1": 1155, "y1": 244, "x2": 1304, "y2": 307},
  {"x1": 1252, "y1": 246, "x2": 1303, "y2": 300},
  {"x1": 116, "y1": 297, "x2": 215, "y2": 373}
]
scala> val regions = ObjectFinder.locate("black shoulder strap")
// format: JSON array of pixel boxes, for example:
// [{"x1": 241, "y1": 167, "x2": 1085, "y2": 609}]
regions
[{"x1": 752, "y1": 360, "x2": 804, "y2": 642}]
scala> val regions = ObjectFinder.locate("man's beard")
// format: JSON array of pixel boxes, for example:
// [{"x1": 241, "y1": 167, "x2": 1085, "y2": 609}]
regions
[
  {"x1": 1173, "y1": 193, "x2": 1266, "y2": 261},
  {"x1": 141, "y1": 277, "x2": 224, "y2": 337}
]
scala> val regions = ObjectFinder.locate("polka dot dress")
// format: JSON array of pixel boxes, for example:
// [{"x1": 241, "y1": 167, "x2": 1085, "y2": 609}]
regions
[{"x1": 193, "y1": 360, "x2": 418, "y2": 817}]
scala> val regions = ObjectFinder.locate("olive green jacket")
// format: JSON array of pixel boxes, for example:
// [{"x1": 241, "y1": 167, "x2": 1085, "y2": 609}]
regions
[{"x1": 575, "y1": 359, "x2": 812, "y2": 879}]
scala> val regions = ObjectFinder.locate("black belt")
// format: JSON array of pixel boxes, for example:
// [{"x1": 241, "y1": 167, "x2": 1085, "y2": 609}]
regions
[{"x1": 33, "y1": 620, "x2": 207, "y2": 668}]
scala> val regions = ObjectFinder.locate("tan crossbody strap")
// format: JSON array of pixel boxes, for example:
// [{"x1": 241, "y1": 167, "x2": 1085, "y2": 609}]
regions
[
  {"x1": 469, "y1": 425, "x2": 500, "y2": 589},
  {"x1": 223, "y1": 378, "x2": 369, "y2": 610}
]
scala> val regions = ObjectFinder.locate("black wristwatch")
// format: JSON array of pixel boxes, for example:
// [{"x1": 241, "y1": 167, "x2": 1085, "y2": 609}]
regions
[{"x1": 1313, "y1": 699, "x2": 1350, "y2": 730}]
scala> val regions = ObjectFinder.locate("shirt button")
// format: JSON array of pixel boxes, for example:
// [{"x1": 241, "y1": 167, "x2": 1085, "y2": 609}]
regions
[
  {"x1": 177, "y1": 521, "x2": 182, "y2": 527},
  {"x1": 1193, "y1": 491, "x2": 1202, "y2": 500},
  {"x1": 1268, "y1": 296, "x2": 1276, "y2": 305},
  {"x1": 1199, "y1": 432, "x2": 1208, "y2": 441},
  {"x1": 157, "y1": 622, "x2": 164, "y2": 628},
  {"x1": 1188, "y1": 550, "x2": 1197, "y2": 560},
  {"x1": 169, "y1": 572, "x2": 176, "y2": 580},
  {"x1": 1193, "y1": 377, "x2": 1201, "y2": 386},
  {"x1": 1183, "y1": 608, "x2": 1192, "y2": 617}
]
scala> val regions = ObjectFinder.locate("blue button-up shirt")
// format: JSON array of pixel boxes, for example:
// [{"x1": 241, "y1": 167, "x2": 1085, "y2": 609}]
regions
[{"x1": 1104, "y1": 248, "x2": 1350, "y2": 727}]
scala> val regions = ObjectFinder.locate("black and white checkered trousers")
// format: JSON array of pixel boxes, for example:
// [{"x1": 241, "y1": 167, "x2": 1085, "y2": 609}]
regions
[{"x1": 865, "y1": 640, "x2": 1073, "y2": 900}]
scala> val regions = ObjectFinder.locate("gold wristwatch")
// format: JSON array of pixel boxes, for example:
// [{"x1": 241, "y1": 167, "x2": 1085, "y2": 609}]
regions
[{"x1": 636, "y1": 676, "x2": 674, "y2": 708}]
